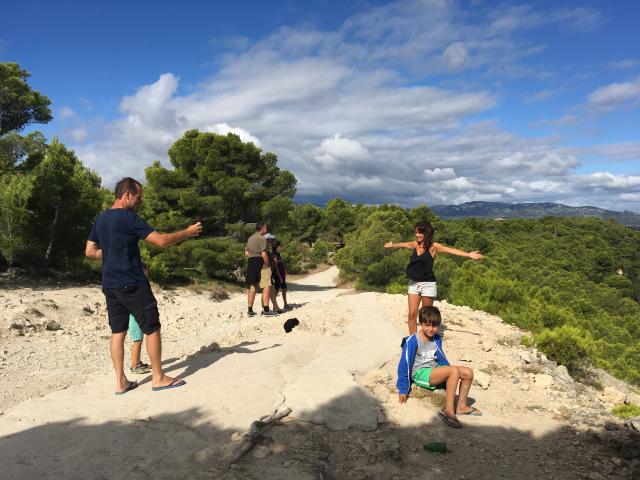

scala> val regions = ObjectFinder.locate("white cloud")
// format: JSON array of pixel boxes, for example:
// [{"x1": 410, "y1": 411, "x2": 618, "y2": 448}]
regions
[
  {"x1": 586, "y1": 76, "x2": 640, "y2": 110},
  {"x1": 609, "y1": 59, "x2": 640, "y2": 70},
  {"x1": 584, "y1": 142, "x2": 640, "y2": 161},
  {"x1": 319, "y1": 134, "x2": 370, "y2": 160},
  {"x1": 58, "y1": 106, "x2": 76, "y2": 121},
  {"x1": 424, "y1": 168, "x2": 456, "y2": 181},
  {"x1": 551, "y1": 114, "x2": 579, "y2": 127},
  {"x1": 525, "y1": 89, "x2": 562, "y2": 103},
  {"x1": 578, "y1": 172, "x2": 640, "y2": 190},
  {"x1": 69, "y1": 127, "x2": 88, "y2": 143},
  {"x1": 204, "y1": 123, "x2": 261, "y2": 146},
  {"x1": 442, "y1": 42, "x2": 469, "y2": 70}
]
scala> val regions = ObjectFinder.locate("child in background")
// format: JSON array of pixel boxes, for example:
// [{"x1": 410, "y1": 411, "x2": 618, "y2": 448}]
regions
[
  {"x1": 129, "y1": 263, "x2": 150, "y2": 374},
  {"x1": 397, "y1": 306, "x2": 481, "y2": 428},
  {"x1": 272, "y1": 240, "x2": 289, "y2": 310},
  {"x1": 128, "y1": 314, "x2": 150, "y2": 374}
]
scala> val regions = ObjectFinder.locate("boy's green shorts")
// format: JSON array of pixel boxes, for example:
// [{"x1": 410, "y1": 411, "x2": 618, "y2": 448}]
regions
[
  {"x1": 128, "y1": 314, "x2": 144, "y2": 342},
  {"x1": 412, "y1": 367, "x2": 438, "y2": 391}
]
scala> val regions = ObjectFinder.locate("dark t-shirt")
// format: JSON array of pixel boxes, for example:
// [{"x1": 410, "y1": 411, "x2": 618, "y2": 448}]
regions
[{"x1": 88, "y1": 209, "x2": 155, "y2": 289}]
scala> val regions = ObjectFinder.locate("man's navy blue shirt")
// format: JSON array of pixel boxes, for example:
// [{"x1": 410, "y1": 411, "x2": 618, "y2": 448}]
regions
[{"x1": 88, "y1": 209, "x2": 155, "y2": 289}]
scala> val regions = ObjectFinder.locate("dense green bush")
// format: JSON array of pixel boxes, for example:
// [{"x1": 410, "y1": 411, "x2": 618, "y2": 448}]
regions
[
  {"x1": 143, "y1": 237, "x2": 244, "y2": 286},
  {"x1": 534, "y1": 326, "x2": 594, "y2": 380},
  {"x1": 310, "y1": 239, "x2": 331, "y2": 263},
  {"x1": 280, "y1": 240, "x2": 310, "y2": 274}
]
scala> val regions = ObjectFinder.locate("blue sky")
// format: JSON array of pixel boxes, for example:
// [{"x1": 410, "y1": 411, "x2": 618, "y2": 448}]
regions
[{"x1": 2, "y1": 0, "x2": 640, "y2": 211}]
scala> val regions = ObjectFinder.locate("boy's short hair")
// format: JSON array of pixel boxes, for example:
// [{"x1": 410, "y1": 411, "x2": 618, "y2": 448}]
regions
[{"x1": 418, "y1": 306, "x2": 441, "y2": 326}]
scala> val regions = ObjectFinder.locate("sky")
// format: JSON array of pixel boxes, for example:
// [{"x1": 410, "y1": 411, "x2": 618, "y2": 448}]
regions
[{"x1": 2, "y1": 0, "x2": 640, "y2": 211}]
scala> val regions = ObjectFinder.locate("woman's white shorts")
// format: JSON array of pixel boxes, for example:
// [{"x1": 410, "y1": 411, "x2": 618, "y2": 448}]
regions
[{"x1": 408, "y1": 280, "x2": 437, "y2": 297}]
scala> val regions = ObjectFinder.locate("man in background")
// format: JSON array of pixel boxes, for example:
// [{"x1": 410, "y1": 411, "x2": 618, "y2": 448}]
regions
[
  {"x1": 245, "y1": 223, "x2": 278, "y2": 317},
  {"x1": 86, "y1": 177, "x2": 202, "y2": 394}
]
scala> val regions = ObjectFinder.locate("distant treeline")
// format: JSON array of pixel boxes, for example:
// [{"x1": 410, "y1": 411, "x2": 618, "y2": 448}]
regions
[{"x1": 2, "y1": 61, "x2": 639, "y2": 386}]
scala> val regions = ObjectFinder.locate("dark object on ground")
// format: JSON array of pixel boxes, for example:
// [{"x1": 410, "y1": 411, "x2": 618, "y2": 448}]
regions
[
  {"x1": 423, "y1": 442, "x2": 447, "y2": 453},
  {"x1": 283, "y1": 318, "x2": 300, "y2": 333}
]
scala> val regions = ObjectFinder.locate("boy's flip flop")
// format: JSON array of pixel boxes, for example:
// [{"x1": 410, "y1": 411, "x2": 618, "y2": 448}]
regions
[
  {"x1": 152, "y1": 379, "x2": 186, "y2": 391},
  {"x1": 115, "y1": 381, "x2": 138, "y2": 395},
  {"x1": 458, "y1": 407, "x2": 482, "y2": 416},
  {"x1": 437, "y1": 411, "x2": 463, "y2": 429}
]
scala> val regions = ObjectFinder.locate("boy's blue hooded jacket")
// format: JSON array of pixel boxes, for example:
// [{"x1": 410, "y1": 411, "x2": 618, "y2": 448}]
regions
[{"x1": 396, "y1": 333, "x2": 449, "y2": 395}]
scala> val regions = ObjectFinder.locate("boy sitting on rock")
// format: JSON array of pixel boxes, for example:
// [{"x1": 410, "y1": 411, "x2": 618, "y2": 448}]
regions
[{"x1": 397, "y1": 306, "x2": 481, "y2": 428}]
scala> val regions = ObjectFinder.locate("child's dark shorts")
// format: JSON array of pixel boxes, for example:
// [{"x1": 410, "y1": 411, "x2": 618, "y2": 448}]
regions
[{"x1": 103, "y1": 283, "x2": 161, "y2": 335}]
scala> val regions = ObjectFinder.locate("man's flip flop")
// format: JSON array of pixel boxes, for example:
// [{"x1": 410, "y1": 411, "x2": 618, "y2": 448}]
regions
[
  {"x1": 115, "y1": 381, "x2": 138, "y2": 395},
  {"x1": 457, "y1": 407, "x2": 482, "y2": 416},
  {"x1": 437, "y1": 411, "x2": 463, "y2": 429},
  {"x1": 152, "y1": 379, "x2": 186, "y2": 391}
]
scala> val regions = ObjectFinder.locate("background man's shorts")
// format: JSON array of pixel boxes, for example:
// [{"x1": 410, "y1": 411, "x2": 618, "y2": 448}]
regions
[
  {"x1": 412, "y1": 367, "x2": 438, "y2": 390},
  {"x1": 259, "y1": 266, "x2": 272, "y2": 289},
  {"x1": 103, "y1": 284, "x2": 161, "y2": 335},
  {"x1": 246, "y1": 256, "x2": 264, "y2": 286},
  {"x1": 408, "y1": 280, "x2": 437, "y2": 297},
  {"x1": 128, "y1": 314, "x2": 144, "y2": 342}
]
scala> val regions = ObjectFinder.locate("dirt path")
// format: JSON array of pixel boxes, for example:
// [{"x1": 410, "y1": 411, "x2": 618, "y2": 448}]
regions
[{"x1": 0, "y1": 268, "x2": 637, "y2": 479}]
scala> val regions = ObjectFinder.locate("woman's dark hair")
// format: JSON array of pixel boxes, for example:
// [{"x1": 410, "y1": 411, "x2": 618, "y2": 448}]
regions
[
  {"x1": 415, "y1": 220, "x2": 434, "y2": 248},
  {"x1": 272, "y1": 240, "x2": 281, "y2": 253},
  {"x1": 418, "y1": 306, "x2": 441, "y2": 326}
]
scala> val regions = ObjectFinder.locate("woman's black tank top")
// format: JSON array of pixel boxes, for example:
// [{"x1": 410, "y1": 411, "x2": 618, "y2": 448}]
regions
[{"x1": 406, "y1": 247, "x2": 436, "y2": 282}]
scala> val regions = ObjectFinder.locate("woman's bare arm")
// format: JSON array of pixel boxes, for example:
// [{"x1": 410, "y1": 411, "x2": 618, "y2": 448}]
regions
[
  {"x1": 384, "y1": 241, "x2": 416, "y2": 249},
  {"x1": 432, "y1": 242, "x2": 484, "y2": 259}
]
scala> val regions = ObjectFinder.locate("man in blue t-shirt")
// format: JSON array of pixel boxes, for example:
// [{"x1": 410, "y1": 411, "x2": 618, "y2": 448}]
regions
[{"x1": 86, "y1": 177, "x2": 202, "y2": 395}]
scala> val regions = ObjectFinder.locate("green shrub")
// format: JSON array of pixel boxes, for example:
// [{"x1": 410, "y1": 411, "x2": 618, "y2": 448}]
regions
[
  {"x1": 521, "y1": 335, "x2": 534, "y2": 348},
  {"x1": 611, "y1": 403, "x2": 640, "y2": 419},
  {"x1": 310, "y1": 239, "x2": 331, "y2": 263},
  {"x1": 281, "y1": 240, "x2": 309, "y2": 274},
  {"x1": 534, "y1": 326, "x2": 593, "y2": 380}
]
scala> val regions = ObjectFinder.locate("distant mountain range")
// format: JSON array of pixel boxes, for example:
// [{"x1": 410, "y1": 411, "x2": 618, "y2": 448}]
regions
[{"x1": 430, "y1": 201, "x2": 640, "y2": 228}]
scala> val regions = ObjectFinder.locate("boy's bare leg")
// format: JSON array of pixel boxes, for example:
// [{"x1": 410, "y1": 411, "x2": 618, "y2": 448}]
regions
[
  {"x1": 145, "y1": 329, "x2": 180, "y2": 388},
  {"x1": 131, "y1": 340, "x2": 142, "y2": 368},
  {"x1": 247, "y1": 285, "x2": 257, "y2": 309},
  {"x1": 429, "y1": 366, "x2": 460, "y2": 417},
  {"x1": 407, "y1": 294, "x2": 421, "y2": 334},
  {"x1": 110, "y1": 332, "x2": 131, "y2": 391},
  {"x1": 455, "y1": 366, "x2": 475, "y2": 413},
  {"x1": 282, "y1": 288, "x2": 288, "y2": 307}
]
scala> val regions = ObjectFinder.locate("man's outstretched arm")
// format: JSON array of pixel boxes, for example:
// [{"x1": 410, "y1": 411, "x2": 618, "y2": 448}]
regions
[{"x1": 144, "y1": 222, "x2": 202, "y2": 248}]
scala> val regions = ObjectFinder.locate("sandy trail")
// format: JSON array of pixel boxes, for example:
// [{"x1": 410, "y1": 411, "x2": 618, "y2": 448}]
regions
[{"x1": 0, "y1": 267, "x2": 636, "y2": 479}]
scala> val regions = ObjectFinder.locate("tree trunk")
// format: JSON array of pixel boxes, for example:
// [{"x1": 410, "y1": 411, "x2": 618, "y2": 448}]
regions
[{"x1": 44, "y1": 204, "x2": 60, "y2": 263}]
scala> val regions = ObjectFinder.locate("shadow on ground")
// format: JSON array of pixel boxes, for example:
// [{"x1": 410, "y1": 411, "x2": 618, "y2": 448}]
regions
[
  {"x1": 151, "y1": 341, "x2": 281, "y2": 385},
  {"x1": 1, "y1": 380, "x2": 637, "y2": 479},
  {"x1": 287, "y1": 281, "x2": 335, "y2": 292}
]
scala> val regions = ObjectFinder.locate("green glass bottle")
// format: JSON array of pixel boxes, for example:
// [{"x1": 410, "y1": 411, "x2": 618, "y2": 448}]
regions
[{"x1": 423, "y1": 442, "x2": 447, "y2": 453}]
